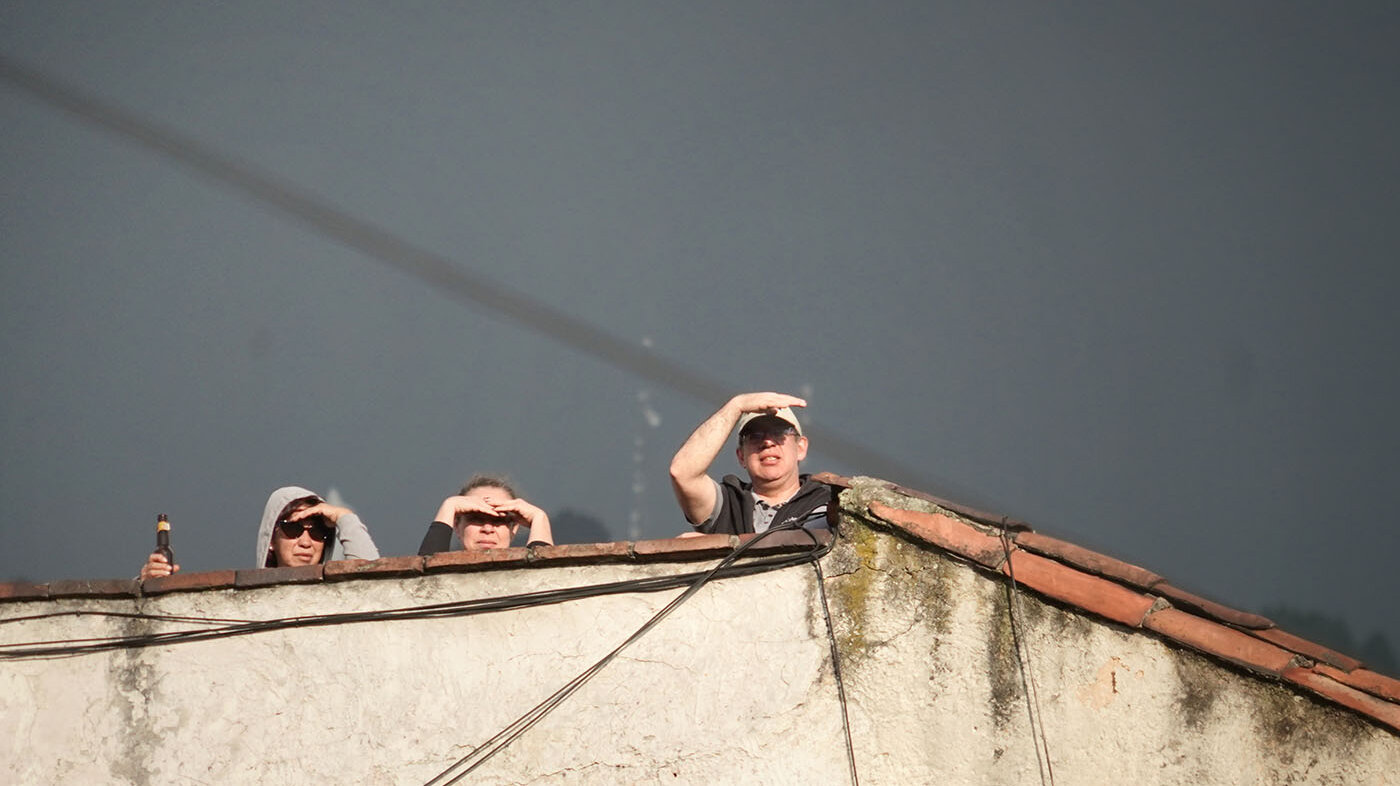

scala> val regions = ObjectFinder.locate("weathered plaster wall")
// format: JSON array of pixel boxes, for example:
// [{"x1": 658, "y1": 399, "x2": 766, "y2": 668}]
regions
[
  {"x1": 2, "y1": 562, "x2": 848, "y2": 784},
  {"x1": 827, "y1": 480, "x2": 1399, "y2": 785},
  {"x1": 3, "y1": 483, "x2": 1397, "y2": 784}
]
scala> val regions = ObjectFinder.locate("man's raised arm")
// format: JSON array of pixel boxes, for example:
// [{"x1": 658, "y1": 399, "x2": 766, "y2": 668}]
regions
[{"x1": 669, "y1": 392, "x2": 807, "y2": 525}]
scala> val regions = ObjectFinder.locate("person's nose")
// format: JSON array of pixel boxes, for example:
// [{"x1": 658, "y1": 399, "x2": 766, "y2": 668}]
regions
[{"x1": 297, "y1": 529, "x2": 316, "y2": 546}]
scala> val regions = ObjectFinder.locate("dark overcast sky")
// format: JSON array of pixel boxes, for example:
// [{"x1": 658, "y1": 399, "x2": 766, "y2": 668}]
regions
[{"x1": 2, "y1": 3, "x2": 1397, "y2": 653}]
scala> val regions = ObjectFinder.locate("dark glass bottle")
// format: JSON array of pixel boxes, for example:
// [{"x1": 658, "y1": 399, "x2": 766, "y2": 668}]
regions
[{"x1": 155, "y1": 514, "x2": 174, "y2": 564}]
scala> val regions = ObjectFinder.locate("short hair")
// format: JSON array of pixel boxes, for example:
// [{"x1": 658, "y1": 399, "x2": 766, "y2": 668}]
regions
[{"x1": 459, "y1": 473, "x2": 517, "y2": 499}]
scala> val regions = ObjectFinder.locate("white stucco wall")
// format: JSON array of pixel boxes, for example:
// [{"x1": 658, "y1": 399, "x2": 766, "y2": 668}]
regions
[
  {"x1": 2, "y1": 561, "x2": 851, "y2": 785},
  {"x1": 825, "y1": 481, "x2": 1400, "y2": 785},
  {"x1": 3, "y1": 486, "x2": 1397, "y2": 784}
]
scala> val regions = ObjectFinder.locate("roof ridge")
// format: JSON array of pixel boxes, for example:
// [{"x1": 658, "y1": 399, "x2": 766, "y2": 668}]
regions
[{"x1": 849, "y1": 475, "x2": 1399, "y2": 735}]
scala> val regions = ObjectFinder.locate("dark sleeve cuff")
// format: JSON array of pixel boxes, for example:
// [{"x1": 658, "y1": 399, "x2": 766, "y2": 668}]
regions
[{"x1": 418, "y1": 521, "x2": 454, "y2": 555}]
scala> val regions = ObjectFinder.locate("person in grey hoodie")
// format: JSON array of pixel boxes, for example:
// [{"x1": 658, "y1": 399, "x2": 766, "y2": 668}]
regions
[{"x1": 138, "y1": 486, "x2": 380, "y2": 579}]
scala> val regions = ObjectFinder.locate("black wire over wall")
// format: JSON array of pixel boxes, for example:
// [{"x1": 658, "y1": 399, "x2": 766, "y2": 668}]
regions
[
  {"x1": 0, "y1": 546, "x2": 824, "y2": 662},
  {"x1": 0, "y1": 527, "x2": 859, "y2": 782}
]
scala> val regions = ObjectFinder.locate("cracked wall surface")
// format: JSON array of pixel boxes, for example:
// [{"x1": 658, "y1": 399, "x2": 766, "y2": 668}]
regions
[
  {"x1": 3, "y1": 479, "x2": 1398, "y2": 784},
  {"x1": 2, "y1": 562, "x2": 849, "y2": 785},
  {"x1": 821, "y1": 477, "x2": 1399, "y2": 785}
]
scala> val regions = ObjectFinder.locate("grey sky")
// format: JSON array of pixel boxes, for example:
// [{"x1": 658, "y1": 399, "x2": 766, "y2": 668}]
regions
[{"x1": 2, "y1": 3, "x2": 1396, "y2": 653}]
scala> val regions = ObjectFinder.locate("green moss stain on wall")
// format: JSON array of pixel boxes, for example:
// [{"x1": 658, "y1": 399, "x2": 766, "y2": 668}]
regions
[
  {"x1": 825, "y1": 515, "x2": 879, "y2": 664},
  {"x1": 1170, "y1": 653, "x2": 1222, "y2": 731},
  {"x1": 830, "y1": 478, "x2": 1032, "y2": 728},
  {"x1": 108, "y1": 614, "x2": 158, "y2": 785},
  {"x1": 1164, "y1": 646, "x2": 1376, "y2": 780},
  {"x1": 985, "y1": 584, "x2": 1023, "y2": 729},
  {"x1": 1250, "y1": 668, "x2": 1370, "y2": 765},
  {"x1": 822, "y1": 479, "x2": 967, "y2": 673}
]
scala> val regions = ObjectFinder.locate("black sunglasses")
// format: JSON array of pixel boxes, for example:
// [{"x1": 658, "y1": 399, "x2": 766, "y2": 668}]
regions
[
  {"x1": 740, "y1": 426, "x2": 798, "y2": 446},
  {"x1": 276, "y1": 517, "x2": 334, "y2": 542}
]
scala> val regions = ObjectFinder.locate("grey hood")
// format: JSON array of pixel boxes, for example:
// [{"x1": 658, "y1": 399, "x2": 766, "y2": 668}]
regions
[
  {"x1": 254, "y1": 485, "x2": 381, "y2": 567},
  {"x1": 255, "y1": 486, "x2": 323, "y2": 567}
]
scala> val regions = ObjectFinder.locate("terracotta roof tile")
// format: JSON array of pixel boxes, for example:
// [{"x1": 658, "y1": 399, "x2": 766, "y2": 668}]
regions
[
  {"x1": 0, "y1": 535, "x2": 841, "y2": 602},
  {"x1": 1002, "y1": 550, "x2": 1158, "y2": 628},
  {"x1": 48, "y1": 579, "x2": 139, "y2": 598},
  {"x1": 861, "y1": 484, "x2": 1400, "y2": 731},
  {"x1": 2, "y1": 475, "x2": 1396, "y2": 735},
  {"x1": 234, "y1": 564, "x2": 323, "y2": 589},
  {"x1": 888, "y1": 484, "x2": 1031, "y2": 531},
  {"x1": 1012, "y1": 531, "x2": 1164, "y2": 590},
  {"x1": 868, "y1": 502, "x2": 1009, "y2": 569},
  {"x1": 1151, "y1": 582, "x2": 1273, "y2": 630},
  {"x1": 3, "y1": 479, "x2": 1394, "y2": 735},
  {"x1": 856, "y1": 480, "x2": 1396, "y2": 730},
  {"x1": 1250, "y1": 627, "x2": 1364, "y2": 672},
  {"x1": 0, "y1": 582, "x2": 49, "y2": 602},
  {"x1": 323, "y1": 556, "x2": 424, "y2": 581},
  {"x1": 809, "y1": 471, "x2": 852, "y2": 489},
  {"x1": 634, "y1": 534, "x2": 734, "y2": 560},
  {"x1": 425, "y1": 547, "x2": 529, "y2": 572},
  {"x1": 1144, "y1": 607, "x2": 1295, "y2": 675},
  {"x1": 528, "y1": 542, "x2": 634, "y2": 566},
  {"x1": 1282, "y1": 666, "x2": 1400, "y2": 734},
  {"x1": 1313, "y1": 663, "x2": 1400, "y2": 704},
  {"x1": 141, "y1": 570, "x2": 237, "y2": 596}
]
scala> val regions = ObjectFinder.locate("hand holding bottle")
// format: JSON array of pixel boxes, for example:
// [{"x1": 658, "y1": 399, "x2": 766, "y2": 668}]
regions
[{"x1": 139, "y1": 514, "x2": 180, "y2": 580}]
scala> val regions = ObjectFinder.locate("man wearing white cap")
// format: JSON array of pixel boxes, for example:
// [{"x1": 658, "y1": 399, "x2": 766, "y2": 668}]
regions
[{"x1": 669, "y1": 391, "x2": 831, "y2": 535}]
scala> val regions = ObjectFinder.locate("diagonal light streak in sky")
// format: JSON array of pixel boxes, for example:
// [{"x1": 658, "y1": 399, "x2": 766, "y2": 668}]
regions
[{"x1": 0, "y1": 54, "x2": 999, "y2": 507}]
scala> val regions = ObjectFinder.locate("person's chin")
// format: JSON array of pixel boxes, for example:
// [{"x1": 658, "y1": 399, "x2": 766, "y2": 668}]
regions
[{"x1": 750, "y1": 463, "x2": 788, "y2": 480}]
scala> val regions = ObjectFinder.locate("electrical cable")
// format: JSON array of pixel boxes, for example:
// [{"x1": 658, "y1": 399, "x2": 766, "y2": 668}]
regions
[
  {"x1": 0, "y1": 53, "x2": 980, "y2": 777},
  {"x1": 1, "y1": 524, "x2": 851, "y2": 780},
  {"x1": 810, "y1": 544, "x2": 861, "y2": 785},
  {"x1": 423, "y1": 524, "x2": 834, "y2": 785},
  {"x1": 0, "y1": 547, "x2": 821, "y2": 662},
  {"x1": 999, "y1": 529, "x2": 1055, "y2": 786},
  {"x1": 0, "y1": 609, "x2": 254, "y2": 626}
]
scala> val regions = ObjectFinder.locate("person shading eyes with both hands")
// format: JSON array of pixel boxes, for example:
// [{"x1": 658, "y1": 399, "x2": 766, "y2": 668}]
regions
[{"x1": 417, "y1": 474, "x2": 554, "y2": 555}]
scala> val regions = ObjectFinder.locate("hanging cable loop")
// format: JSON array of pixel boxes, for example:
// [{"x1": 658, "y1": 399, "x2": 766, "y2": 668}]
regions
[
  {"x1": 1000, "y1": 530, "x2": 1055, "y2": 786},
  {"x1": 424, "y1": 524, "x2": 834, "y2": 784}
]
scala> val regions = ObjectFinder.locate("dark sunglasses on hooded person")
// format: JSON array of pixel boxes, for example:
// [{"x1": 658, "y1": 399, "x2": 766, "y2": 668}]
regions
[
  {"x1": 260, "y1": 490, "x2": 379, "y2": 568},
  {"x1": 276, "y1": 515, "x2": 335, "y2": 543}
]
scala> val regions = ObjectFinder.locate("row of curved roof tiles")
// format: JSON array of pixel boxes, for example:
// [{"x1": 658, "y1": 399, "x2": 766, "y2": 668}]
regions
[{"x1": 2, "y1": 472, "x2": 1396, "y2": 734}]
